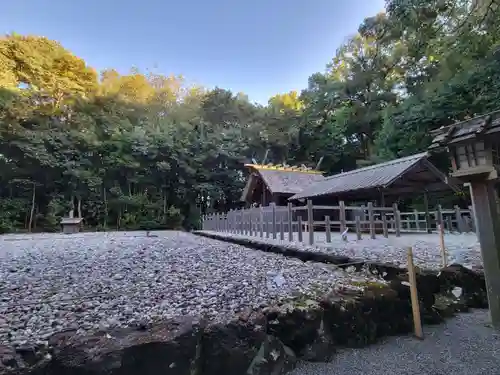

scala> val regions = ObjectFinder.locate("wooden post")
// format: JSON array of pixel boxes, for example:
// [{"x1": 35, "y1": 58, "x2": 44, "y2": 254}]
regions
[
  {"x1": 382, "y1": 213, "x2": 388, "y2": 238},
  {"x1": 280, "y1": 217, "x2": 285, "y2": 240},
  {"x1": 298, "y1": 216, "x2": 303, "y2": 243},
  {"x1": 439, "y1": 224, "x2": 447, "y2": 268},
  {"x1": 355, "y1": 214, "x2": 362, "y2": 240},
  {"x1": 339, "y1": 200, "x2": 346, "y2": 233},
  {"x1": 469, "y1": 204, "x2": 477, "y2": 233},
  {"x1": 368, "y1": 202, "x2": 376, "y2": 239},
  {"x1": 469, "y1": 181, "x2": 500, "y2": 329},
  {"x1": 446, "y1": 216, "x2": 452, "y2": 233},
  {"x1": 423, "y1": 192, "x2": 431, "y2": 233},
  {"x1": 393, "y1": 203, "x2": 401, "y2": 237},
  {"x1": 271, "y1": 203, "x2": 277, "y2": 240},
  {"x1": 413, "y1": 209, "x2": 419, "y2": 232},
  {"x1": 259, "y1": 207, "x2": 264, "y2": 237},
  {"x1": 287, "y1": 202, "x2": 293, "y2": 242},
  {"x1": 436, "y1": 204, "x2": 443, "y2": 232},
  {"x1": 325, "y1": 216, "x2": 331, "y2": 243},
  {"x1": 463, "y1": 216, "x2": 471, "y2": 233},
  {"x1": 247, "y1": 210, "x2": 251, "y2": 235},
  {"x1": 360, "y1": 204, "x2": 366, "y2": 231},
  {"x1": 231, "y1": 210, "x2": 236, "y2": 233},
  {"x1": 454, "y1": 205, "x2": 463, "y2": 233},
  {"x1": 249, "y1": 209, "x2": 254, "y2": 236},
  {"x1": 407, "y1": 247, "x2": 424, "y2": 339},
  {"x1": 307, "y1": 200, "x2": 314, "y2": 245},
  {"x1": 265, "y1": 209, "x2": 270, "y2": 238}
]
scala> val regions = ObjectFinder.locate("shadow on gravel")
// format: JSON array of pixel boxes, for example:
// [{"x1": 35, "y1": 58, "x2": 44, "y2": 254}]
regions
[{"x1": 0, "y1": 232, "x2": 488, "y2": 375}]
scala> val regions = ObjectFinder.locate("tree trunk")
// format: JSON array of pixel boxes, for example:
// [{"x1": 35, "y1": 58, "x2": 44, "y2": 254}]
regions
[
  {"x1": 77, "y1": 197, "x2": 82, "y2": 218},
  {"x1": 163, "y1": 189, "x2": 168, "y2": 216},
  {"x1": 28, "y1": 182, "x2": 35, "y2": 232},
  {"x1": 103, "y1": 186, "x2": 108, "y2": 229}
]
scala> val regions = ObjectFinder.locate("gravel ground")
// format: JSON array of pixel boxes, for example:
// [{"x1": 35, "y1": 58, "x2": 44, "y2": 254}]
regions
[
  {"x1": 290, "y1": 309, "x2": 500, "y2": 375},
  {"x1": 199, "y1": 231, "x2": 483, "y2": 271},
  {"x1": 0, "y1": 231, "x2": 375, "y2": 348}
]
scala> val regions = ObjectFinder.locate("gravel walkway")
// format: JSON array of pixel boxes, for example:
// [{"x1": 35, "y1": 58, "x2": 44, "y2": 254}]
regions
[
  {"x1": 199, "y1": 231, "x2": 483, "y2": 271},
  {"x1": 0, "y1": 231, "x2": 376, "y2": 348},
  {"x1": 290, "y1": 310, "x2": 500, "y2": 375}
]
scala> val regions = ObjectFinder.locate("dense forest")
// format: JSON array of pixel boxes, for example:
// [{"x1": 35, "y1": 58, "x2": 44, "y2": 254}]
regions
[{"x1": 0, "y1": 0, "x2": 499, "y2": 233}]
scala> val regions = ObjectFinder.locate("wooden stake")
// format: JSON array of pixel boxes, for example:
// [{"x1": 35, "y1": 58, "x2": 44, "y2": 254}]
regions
[
  {"x1": 439, "y1": 224, "x2": 447, "y2": 268},
  {"x1": 407, "y1": 247, "x2": 424, "y2": 339}
]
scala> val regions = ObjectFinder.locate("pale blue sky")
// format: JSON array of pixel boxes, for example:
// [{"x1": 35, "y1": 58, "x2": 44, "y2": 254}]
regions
[{"x1": 2, "y1": 0, "x2": 385, "y2": 103}]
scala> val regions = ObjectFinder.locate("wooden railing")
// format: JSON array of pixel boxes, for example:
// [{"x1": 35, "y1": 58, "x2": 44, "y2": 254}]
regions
[{"x1": 201, "y1": 201, "x2": 476, "y2": 244}]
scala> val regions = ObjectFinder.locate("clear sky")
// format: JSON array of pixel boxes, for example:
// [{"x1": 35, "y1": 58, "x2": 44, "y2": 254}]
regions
[{"x1": 2, "y1": 0, "x2": 385, "y2": 104}]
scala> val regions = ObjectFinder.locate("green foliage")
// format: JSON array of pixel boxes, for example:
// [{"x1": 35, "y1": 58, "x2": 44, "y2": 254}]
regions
[{"x1": 1, "y1": 4, "x2": 499, "y2": 232}]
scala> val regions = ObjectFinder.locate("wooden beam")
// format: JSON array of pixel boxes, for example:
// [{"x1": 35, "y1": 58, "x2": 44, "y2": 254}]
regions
[
  {"x1": 470, "y1": 181, "x2": 500, "y2": 329},
  {"x1": 382, "y1": 182, "x2": 451, "y2": 195}
]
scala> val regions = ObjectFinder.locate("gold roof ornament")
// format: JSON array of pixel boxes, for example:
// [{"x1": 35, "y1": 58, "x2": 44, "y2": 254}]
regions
[{"x1": 244, "y1": 163, "x2": 323, "y2": 174}]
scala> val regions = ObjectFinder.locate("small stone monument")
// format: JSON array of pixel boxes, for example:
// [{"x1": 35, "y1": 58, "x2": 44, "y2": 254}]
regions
[{"x1": 60, "y1": 209, "x2": 83, "y2": 234}]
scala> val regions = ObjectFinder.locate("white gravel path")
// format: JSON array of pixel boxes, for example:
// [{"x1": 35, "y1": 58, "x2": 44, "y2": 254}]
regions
[
  {"x1": 198, "y1": 231, "x2": 483, "y2": 271},
  {"x1": 0, "y1": 231, "x2": 375, "y2": 348},
  {"x1": 291, "y1": 310, "x2": 500, "y2": 375}
]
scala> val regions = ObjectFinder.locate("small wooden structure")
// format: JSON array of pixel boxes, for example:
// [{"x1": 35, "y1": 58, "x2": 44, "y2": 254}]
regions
[
  {"x1": 429, "y1": 110, "x2": 500, "y2": 329},
  {"x1": 60, "y1": 210, "x2": 83, "y2": 234}
]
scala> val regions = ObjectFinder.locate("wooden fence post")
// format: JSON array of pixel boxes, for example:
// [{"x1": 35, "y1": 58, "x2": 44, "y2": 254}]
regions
[
  {"x1": 298, "y1": 216, "x2": 303, "y2": 242},
  {"x1": 436, "y1": 204, "x2": 443, "y2": 232},
  {"x1": 382, "y1": 212, "x2": 388, "y2": 238},
  {"x1": 360, "y1": 204, "x2": 366, "y2": 232},
  {"x1": 407, "y1": 247, "x2": 424, "y2": 339},
  {"x1": 393, "y1": 203, "x2": 401, "y2": 237},
  {"x1": 249, "y1": 209, "x2": 254, "y2": 236},
  {"x1": 339, "y1": 200, "x2": 346, "y2": 233},
  {"x1": 468, "y1": 205, "x2": 477, "y2": 232},
  {"x1": 247, "y1": 209, "x2": 251, "y2": 235},
  {"x1": 397, "y1": 210, "x2": 402, "y2": 237},
  {"x1": 454, "y1": 205, "x2": 463, "y2": 233},
  {"x1": 287, "y1": 202, "x2": 293, "y2": 242},
  {"x1": 325, "y1": 216, "x2": 331, "y2": 243},
  {"x1": 280, "y1": 217, "x2": 285, "y2": 240},
  {"x1": 259, "y1": 207, "x2": 264, "y2": 237},
  {"x1": 229, "y1": 210, "x2": 234, "y2": 233},
  {"x1": 307, "y1": 200, "x2": 314, "y2": 245},
  {"x1": 423, "y1": 192, "x2": 431, "y2": 233},
  {"x1": 439, "y1": 223, "x2": 447, "y2": 268},
  {"x1": 271, "y1": 203, "x2": 277, "y2": 240},
  {"x1": 368, "y1": 202, "x2": 376, "y2": 239},
  {"x1": 413, "y1": 209, "x2": 419, "y2": 232},
  {"x1": 355, "y1": 214, "x2": 362, "y2": 240}
]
